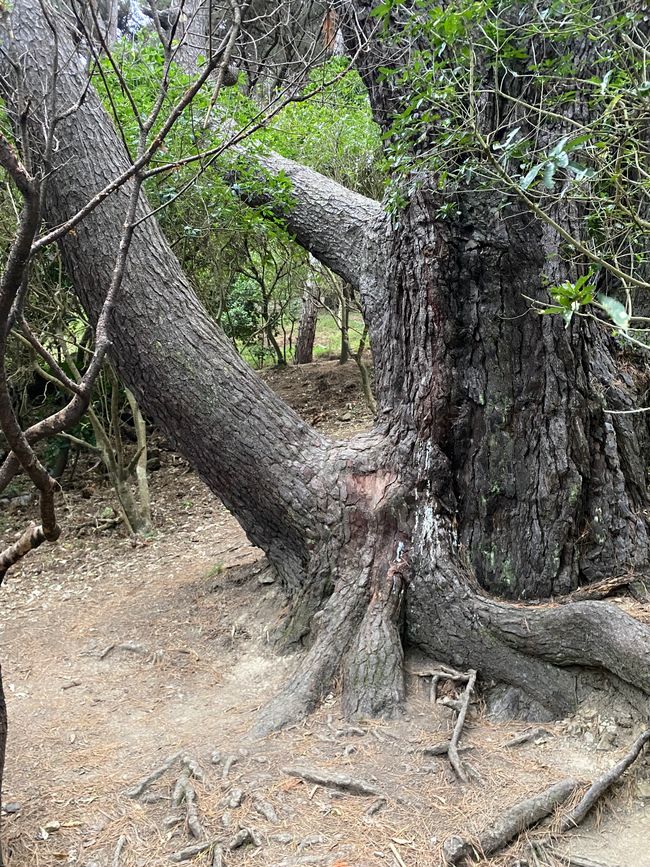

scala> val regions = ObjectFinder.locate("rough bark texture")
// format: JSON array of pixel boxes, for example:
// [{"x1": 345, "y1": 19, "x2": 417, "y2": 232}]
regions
[
  {"x1": 1, "y1": 0, "x2": 650, "y2": 751},
  {"x1": 0, "y1": 0, "x2": 329, "y2": 593},
  {"x1": 294, "y1": 264, "x2": 320, "y2": 364},
  {"x1": 229, "y1": 148, "x2": 386, "y2": 317}
]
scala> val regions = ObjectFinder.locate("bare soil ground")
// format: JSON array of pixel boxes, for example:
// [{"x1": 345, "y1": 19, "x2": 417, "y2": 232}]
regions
[{"x1": 1, "y1": 361, "x2": 649, "y2": 867}]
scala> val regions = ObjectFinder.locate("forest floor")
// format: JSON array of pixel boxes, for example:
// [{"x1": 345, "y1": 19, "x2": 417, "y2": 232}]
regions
[{"x1": 1, "y1": 360, "x2": 649, "y2": 867}]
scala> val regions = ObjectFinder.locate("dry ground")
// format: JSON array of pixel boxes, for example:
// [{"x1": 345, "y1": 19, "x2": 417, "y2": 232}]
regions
[{"x1": 1, "y1": 361, "x2": 649, "y2": 867}]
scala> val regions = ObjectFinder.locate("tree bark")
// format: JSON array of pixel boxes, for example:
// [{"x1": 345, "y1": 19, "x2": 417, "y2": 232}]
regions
[
  {"x1": 294, "y1": 263, "x2": 320, "y2": 364},
  {"x1": 0, "y1": 0, "x2": 329, "y2": 592},
  {"x1": 1, "y1": 0, "x2": 650, "y2": 749}
]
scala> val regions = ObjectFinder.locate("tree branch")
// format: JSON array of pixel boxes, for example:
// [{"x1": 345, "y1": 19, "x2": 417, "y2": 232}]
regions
[{"x1": 226, "y1": 148, "x2": 387, "y2": 317}]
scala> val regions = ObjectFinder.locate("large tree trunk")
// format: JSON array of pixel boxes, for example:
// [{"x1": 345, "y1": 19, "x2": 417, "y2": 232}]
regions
[{"x1": 1, "y1": 0, "x2": 649, "y2": 750}]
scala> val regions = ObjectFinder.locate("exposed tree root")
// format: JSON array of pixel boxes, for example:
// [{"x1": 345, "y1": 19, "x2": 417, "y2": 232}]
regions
[
  {"x1": 408, "y1": 508, "x2": 650, "y2": 720},
  {"x1": 414, "y1": 666, "x2": 478, "y2": 781},
  {"x1": 125, "y1": 752, "x2": 181, "y2": 798},
  {"x1": 341, "y1": 577, "x2": 405, "y2": 719},
  {"x1": 182, "y1": 782, "x2": 204, "y2": 840},
  {"x1": 504, "y1": 727, "x2": 553, "y2": 748},
  {"x1": 253, "y1": 580, "x2": 368, "y2": 735},
  {"x1": 437, "y1": 669, "x2": 477, "y2": 783},
  {"x1": 558, "y1": 729, "x2": 650, "y2": 831},
  {"x1": 256, "y1": 497, "x2": 650, "y2": 737},
  {"x1": 442, "y1": 779, "x2": 581, "y2": 864},
  {"x1": 112, "y1": 834, "x2": 127, "y2": 867},
  {"x1": 284, "y1": 766, "x2": 382, "y2": 797},
  {"x1": 169, "y1": 841, "x2": 214, "y2": 863},
  {"x1": 442, "y1": 729, "x2": 650, "y2": 864}
]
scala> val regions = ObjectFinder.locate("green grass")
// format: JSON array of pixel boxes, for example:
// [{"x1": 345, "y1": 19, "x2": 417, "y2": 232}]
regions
[{"x1": 239, "y1": 309, "x2": 366, "y2": 368}]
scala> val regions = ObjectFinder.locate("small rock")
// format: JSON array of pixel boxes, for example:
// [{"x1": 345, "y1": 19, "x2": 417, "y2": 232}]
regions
[
  {"x1": 637, "y1": 781, "x2": 650, "y2": 800},
  {"x1": 2, "y1": 803, "x2": 21, "y2": 814},
  {"x1": 211, "y1": 751, "x2": 222, "y2": 765},
  {"x1": 221, "y1": 811, "x2": 232, "y2": 828},
  {"x1": 270, "y1": 833, "x2": 293, "y2": 844},
  {"x1": 226, "y1": 788, "x2": 244, "y2": 808},
  {"x1": 258, "y1": 573, "x2": 275, "y2": 585},
  {"x1": 228, "y1": 828, "x2": 252, "y2": 850},
  {"x1": 298, "y1": 834, "x2": 327, "y2": 850},
  {"x1": 340, "y1": 412, "x2": 353, "y2": 422},
  {"x1": 44, "y1": 820, "x2": 61, "y2": 832}
]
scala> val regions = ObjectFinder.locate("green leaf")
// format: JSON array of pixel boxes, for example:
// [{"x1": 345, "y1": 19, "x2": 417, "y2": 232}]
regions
[
  {"x1": 597, "y1": 294, "x2": 630, "y2": 330},
  {"x1": 549, "y1": 135, "x2": 571, "y2": 157},
  {"x1": 600, "y1": 69, "x2": 613, "y2": 94},
  {"x1": 543, "y1": 161, "x2": 556, "y2": 189},
  {"x1": 520, "y1": 162, "x2": 543, "y2": 189}
]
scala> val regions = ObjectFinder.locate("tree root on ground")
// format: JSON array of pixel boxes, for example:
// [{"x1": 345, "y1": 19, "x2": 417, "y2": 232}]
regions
[
  {"x1": 283, "y1": 766, "x2": 382, "y2": 797},
  {"x1": 124, "y1": 752, "x2": 181, "y2": 798},
  {"x1": 442, "y1": 779, "x2": 580, "y2": 864},
  {"x1": 112, "y1": 834, "x2": 127, "y2": 867},
  {"x1": 415, "y1": 666, "x2": 477, "y2": 782},
  {"x1": 442, "y1": 729, "x2": 650, "y2": 864},
  {"x1": 558, "y1": 729, "x2": 650, "y2": 831}
]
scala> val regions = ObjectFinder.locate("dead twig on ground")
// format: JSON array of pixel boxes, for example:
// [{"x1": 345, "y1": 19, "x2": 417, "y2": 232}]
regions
[
  {"x1": 504, "y1": 727, "x2": 553, "y2": 748},
  {"x1": 557, "y1": 574, "x2": 635, "y2": 603}
]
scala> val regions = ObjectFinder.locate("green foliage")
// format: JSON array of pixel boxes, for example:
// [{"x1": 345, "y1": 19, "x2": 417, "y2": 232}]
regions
[
  {"x1": 371, "y1": 0, "x2": 649, "y2": 340},
  {"x1": 539, "y1": 274, "x2": 596, "y2": 326},
  {"x1": 90, "y1": 39, "x2": 382, "y2": 367}
]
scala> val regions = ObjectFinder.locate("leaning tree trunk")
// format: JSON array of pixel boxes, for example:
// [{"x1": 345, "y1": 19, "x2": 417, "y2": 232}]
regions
[{"x1": 1, "y1": 0, "x2": 649, "y2": 749}]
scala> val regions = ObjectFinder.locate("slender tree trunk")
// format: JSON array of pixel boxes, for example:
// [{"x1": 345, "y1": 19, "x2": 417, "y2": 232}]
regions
[
  {"x1": 294, "y1": 265, "x2": 320, "y2": 365},
  {"x1": 125, "y1": 388, "x2": 152, "y2": 531},
  {"x1": 339, "y1": 282, "x2": 351, "y2": 364}
]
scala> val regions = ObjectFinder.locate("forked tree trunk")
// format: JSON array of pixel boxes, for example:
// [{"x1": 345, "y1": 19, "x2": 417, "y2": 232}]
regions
[{"x1": 1, "y1": 0, "x2": 649, "y2": 753}]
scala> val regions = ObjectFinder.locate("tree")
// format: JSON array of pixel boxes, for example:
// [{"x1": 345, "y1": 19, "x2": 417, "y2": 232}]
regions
[{"x1": 1, "y1": 0, "x2": 649, "y2": 755}]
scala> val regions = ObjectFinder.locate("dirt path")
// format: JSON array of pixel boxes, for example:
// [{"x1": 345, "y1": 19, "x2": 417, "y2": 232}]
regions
[{"x1": 1, "y1": 363, "x2": 649, "y2": 866}]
